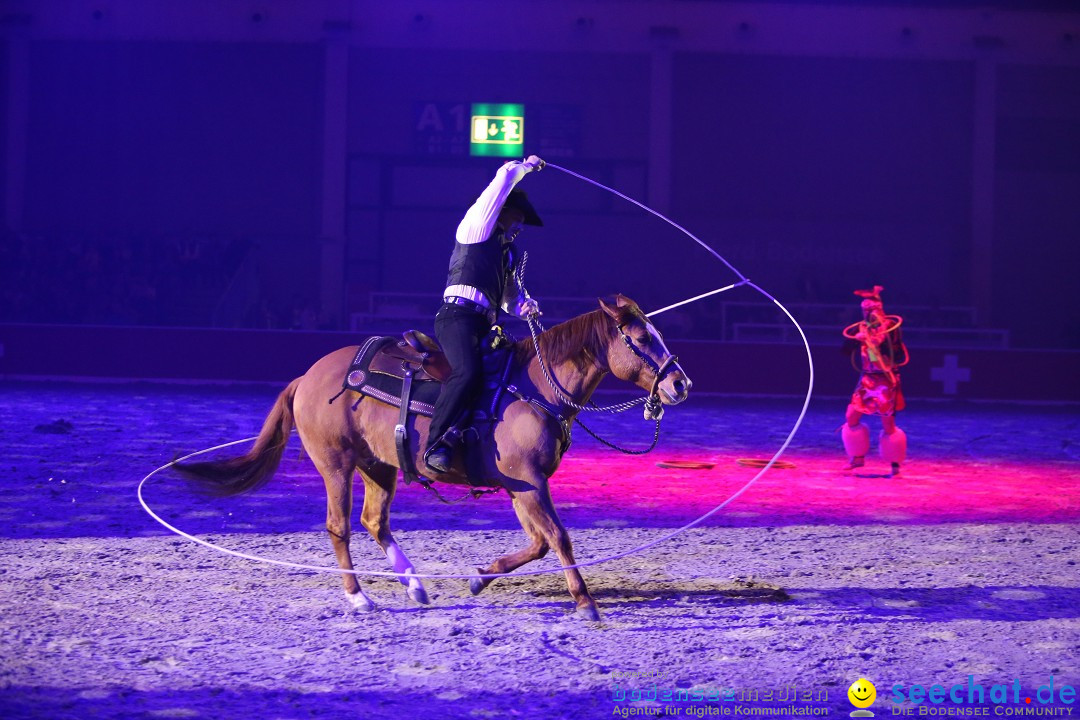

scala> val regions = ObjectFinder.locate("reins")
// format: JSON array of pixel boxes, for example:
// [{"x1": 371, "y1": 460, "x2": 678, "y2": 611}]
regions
[
  {"x1": 422, "y1": 481, "x2": 501, "y2": 504},
  {"x1": 574, "y1": 411, "x2": 661, "y2": 455},
  {"x1": 526, "y1": 312, "x2": 664, "y2": 454},
  {"x1": 517, "y1": 252, "x2": 672, "y2": 454},
  {"x1": 524, "y1": 313, "x2": 649, "y2": 414}
]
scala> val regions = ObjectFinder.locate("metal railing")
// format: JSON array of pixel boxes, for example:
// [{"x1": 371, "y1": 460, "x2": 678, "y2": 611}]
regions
[{"x1": 348, "y1": 293, "x2": 1011, "y2": 348}]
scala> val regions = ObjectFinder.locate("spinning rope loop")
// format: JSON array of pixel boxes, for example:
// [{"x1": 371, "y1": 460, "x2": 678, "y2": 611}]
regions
[
  {"x1": 138, "y1": 162, "x2": 815, "y2": 582},
  {"x1": 842, "y1": 314, "x2": 903, "y2": 340}
]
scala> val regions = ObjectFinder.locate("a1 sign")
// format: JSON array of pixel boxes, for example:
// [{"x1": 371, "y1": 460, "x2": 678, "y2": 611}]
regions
[{"x1": 413, "y1": 102, "x2": 469, "y2": 155}]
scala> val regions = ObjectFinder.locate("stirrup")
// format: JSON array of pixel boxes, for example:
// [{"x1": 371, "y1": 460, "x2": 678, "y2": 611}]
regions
[
  {"x1": 437, "y1": 426, "x2": 464, "y2": 449},
  {"x1": 423, "y1": 445, "x2": 452, "y2": 474},
  {"x1": 423, "y1": 426, "x2": 462, "y2": 472}
]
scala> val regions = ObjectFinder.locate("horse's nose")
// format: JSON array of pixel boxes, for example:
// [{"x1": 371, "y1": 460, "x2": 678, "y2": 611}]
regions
[{"x1": 672, "y1": 378, "x2": 691, "y2": 398}]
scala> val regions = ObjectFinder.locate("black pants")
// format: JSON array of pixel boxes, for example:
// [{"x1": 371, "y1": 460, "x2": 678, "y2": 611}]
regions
[{"x1": 426, "y1": 303, "x2": 492, "y2": 451}]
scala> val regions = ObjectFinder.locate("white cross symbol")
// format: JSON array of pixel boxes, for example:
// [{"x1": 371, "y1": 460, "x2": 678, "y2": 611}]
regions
[{"x1": 931, "y1": 354, "x2": 971, "y2": 395}]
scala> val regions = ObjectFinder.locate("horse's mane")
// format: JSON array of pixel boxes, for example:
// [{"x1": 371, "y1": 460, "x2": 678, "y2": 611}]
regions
[{"x1": 512, "y1": 297, "x2": 648, "y2": 370}]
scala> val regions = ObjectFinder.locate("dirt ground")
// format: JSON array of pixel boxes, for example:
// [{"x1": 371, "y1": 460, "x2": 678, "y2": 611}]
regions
[{"x1": 1, "y1": 380, "x2": 1078, "y2": 720}]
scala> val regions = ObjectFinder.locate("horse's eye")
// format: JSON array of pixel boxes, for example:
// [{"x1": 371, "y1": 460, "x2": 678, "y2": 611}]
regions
[{"x1": 636, "y1": 335, "x2": 651, "y2": 347}]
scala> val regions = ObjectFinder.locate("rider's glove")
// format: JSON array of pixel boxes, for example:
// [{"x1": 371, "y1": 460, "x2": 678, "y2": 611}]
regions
[{"x1": 517, "y1": 297, "x2": 542, "y2": 320}]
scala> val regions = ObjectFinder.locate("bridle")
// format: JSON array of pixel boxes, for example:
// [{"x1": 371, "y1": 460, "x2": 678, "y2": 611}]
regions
[
  {"x1": 517, "y1": 252, "x2": 681, "y2": 449},
  {"x1": 526, "y1": 310, "x2": 682, "y2": 421},
  {"x1": 616, "y1": 320, "x2": 684, "y2": 411}
]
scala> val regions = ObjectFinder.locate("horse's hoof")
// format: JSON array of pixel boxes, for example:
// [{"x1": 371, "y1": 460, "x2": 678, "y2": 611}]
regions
[
  {"x1": 402, "y1": 568, "x2": 429, "y2": 605},
  {"x1": 407, "y1": 585, "x2": 430, "y2": 605},
  {"x1": 401, "y1": 569, "x2": 429, "y2": 604},
  {"x1": 469, "y1": 568, "x2": 488, "y2": 596},
  {"x1": 575, "y1": 604, "x2": 601, "y2": 622},
  {"x1": 345, "y1": 590, "x2": 376, "y2": 612}
]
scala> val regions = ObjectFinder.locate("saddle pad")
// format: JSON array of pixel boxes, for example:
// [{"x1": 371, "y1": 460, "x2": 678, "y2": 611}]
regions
[
  {"x1": 342, "y1": 336, "x2": 514, "y2": 419},
  {"x1": 344, "y1": 336, "x2": 441, "y2": 417}
]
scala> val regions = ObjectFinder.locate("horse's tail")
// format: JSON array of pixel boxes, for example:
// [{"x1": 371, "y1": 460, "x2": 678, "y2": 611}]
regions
[{"x1": 174, "y1": 377, "x2": 302, "y2": 496}]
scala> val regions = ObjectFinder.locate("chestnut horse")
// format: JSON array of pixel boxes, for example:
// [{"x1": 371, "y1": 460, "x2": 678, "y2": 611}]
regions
[{"x1": 176, "y1": 295, "x2": 691, "y2": 620}]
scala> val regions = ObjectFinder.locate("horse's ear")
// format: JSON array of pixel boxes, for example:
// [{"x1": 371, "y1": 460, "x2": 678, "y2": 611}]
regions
[{"x1": 598, "y1": 297, "x2": 619, "y2": 320}]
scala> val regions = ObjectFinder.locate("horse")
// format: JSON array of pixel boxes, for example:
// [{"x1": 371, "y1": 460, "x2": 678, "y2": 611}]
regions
[{"x1": 175, "y1": 294, "x2": 691, "y2": 620}]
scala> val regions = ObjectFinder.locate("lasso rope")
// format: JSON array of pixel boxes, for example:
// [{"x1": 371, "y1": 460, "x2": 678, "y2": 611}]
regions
[{"x1": 138, "y1": 162, "x2": 815, "y2": 583}]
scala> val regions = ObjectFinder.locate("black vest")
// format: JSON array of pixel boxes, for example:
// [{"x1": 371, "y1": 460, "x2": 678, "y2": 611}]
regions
[{"x1": 445, "y1": 230, "x2": 516, "y2": 308}]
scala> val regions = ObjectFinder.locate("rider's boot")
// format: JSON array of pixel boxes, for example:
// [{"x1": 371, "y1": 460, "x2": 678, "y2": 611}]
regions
[
  {"x1": 424, "y1": 426, "x2": 463, "y2": 475},
  {"x1": 423, "y1": 446, "x2": 452, "y2": 474}
]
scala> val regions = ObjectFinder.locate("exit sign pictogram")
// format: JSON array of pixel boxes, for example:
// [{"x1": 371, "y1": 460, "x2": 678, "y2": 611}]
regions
[{"x1": 470, "y1": 103, "x2": 524, "y2": 157}]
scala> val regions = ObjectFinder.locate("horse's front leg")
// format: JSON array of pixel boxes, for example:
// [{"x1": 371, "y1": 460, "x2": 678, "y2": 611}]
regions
[
  {"x1": 358, "y1": 464, "x2": 429, "y2": 606},
  {"x1": 505, "y1": 481, "x2": 600, "y2": 621},
  {"x1": 470, "y1": 502, "x2": 549, "y2": 596}
]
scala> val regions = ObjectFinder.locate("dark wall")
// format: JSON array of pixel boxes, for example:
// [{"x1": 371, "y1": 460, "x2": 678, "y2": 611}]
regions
[
  {"x1": 5, "y1": 27, "x2": 1080, "y2": 348},
  {"x1": 24, "y1": 40, "x2": 322, "y2": 236},
  {"x1": 344, "y1": 49, "x2": 655, "y2": 308},
  {"x1": 672, "y1": 53, "x2": 974, "y2": 310},
  {"x1": 344, "y1": 49, "x2": 983, "y2": 323},
  {"x1": 1, "y1": 39, "x2": 8, "y2": 232},
  {"x1": 4, "y1": 321, "x2": 1078, "y2": 403},
  {"x1": 347, "y1": 48, "x2": 650, "y2": 160},
  {"x1": 994, "y1": 64, "x2": 1080, "y2": 348}
]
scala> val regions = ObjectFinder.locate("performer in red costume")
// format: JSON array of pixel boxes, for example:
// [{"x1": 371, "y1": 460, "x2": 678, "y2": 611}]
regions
[{"x1": 841, "y1": 285, "x2": 910, "y2": 476}]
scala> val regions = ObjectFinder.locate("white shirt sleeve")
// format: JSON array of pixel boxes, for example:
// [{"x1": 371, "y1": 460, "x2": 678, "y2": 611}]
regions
[{"x1": 454, "y1": 161, "x2": 531, "y2": 245}]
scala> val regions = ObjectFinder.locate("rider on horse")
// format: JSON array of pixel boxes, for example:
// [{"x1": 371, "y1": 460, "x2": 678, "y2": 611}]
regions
[{"x1": 423, "y1": 155, "x2": 546, "y2": 474}]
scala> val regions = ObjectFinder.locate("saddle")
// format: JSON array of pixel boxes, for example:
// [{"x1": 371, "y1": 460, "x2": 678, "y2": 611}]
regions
[
  {"x1": 367, "y1": 330, "x2": 450, "y2": 384},
  {"x1": 337, "y1": 329, "x2": 517, "y2": 489}
]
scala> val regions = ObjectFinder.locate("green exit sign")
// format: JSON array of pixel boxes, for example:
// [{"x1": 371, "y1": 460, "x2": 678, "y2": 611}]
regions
[{"x1": 469, "y1": 103, "x2": 524, "y2": 157}]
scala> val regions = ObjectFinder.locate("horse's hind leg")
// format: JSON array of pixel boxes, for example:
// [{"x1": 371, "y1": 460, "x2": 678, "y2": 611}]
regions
[
  {"x1": 313, "y1": 449, "x2": 375, "y2": 612},
  {"x1": 470, "y1": 499, "x2": 549, "y2": 596},
  {"x1": 358, "y1": 463, "x2": 429, "y2": 606}
]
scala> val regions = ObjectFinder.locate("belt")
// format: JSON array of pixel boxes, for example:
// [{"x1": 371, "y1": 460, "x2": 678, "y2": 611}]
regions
[
  {"x1": 443, "y1": 284, "x2": 491, "y2": 308},
  {"x1": 444, "y1": 296, "x2": 496, "y2": 321}
]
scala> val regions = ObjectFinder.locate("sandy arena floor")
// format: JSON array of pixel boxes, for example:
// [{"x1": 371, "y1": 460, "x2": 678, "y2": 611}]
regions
[{"x1": 0, "y1": 381, "x2": 1078, "y2": 719}]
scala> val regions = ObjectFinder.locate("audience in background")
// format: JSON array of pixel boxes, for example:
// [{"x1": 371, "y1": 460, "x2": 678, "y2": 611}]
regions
[{"x1": 0, "y1": 231, "x2": 306, "y2": 328}]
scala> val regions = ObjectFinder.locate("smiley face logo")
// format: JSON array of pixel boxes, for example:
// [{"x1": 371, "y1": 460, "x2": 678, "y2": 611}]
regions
[{"x1": 848, "y1": 678, "x2": 877, "y2": 708}]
